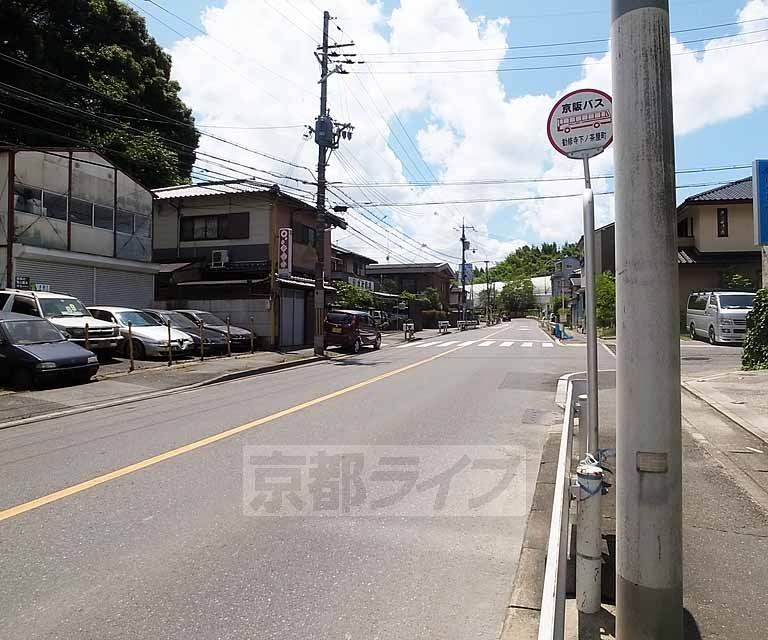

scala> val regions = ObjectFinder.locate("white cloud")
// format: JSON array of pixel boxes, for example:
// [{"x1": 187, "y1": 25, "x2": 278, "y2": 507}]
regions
[{"x1": 167, "y1": 0, "x2": 768, "y2": 264}]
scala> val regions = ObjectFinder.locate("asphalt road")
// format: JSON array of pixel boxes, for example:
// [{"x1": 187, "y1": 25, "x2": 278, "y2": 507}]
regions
[{"x1": 0, "y1": 319, "x2": 610, "y2": 639}]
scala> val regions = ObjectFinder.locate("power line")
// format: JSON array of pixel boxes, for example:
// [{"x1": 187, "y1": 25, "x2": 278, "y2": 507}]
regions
[
  {"x1": 332, "y1": 163, "x2": 753, "y2": 188},
  {"x1": 356, "y1": 16, "x2": 768, "y2": 56},
  {"x1": 355, "y1": 37, "x2": 768, "y2": 74},
  {"x1": 361, "y1": 26, "x2": 768, "y2": 65},
  {"x1": 262, "y1": 0, "x2": 320, "y2": 44},
  {"x1": 351, "y1": 181, "x2": 736, "y2": 207},
  {"x1": 0, "y1": 52, "x2": 316, "y2": 176}
]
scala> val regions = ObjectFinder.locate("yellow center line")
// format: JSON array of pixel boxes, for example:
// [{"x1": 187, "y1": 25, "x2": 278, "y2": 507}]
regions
[{"x1": 0, "y1": 325, "x2": 510, "y2": 524}]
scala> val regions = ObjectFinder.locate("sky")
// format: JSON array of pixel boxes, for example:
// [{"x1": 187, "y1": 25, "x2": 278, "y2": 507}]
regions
[{"x1": 127, "y1": 0, "x2": 768, "y2": 267}]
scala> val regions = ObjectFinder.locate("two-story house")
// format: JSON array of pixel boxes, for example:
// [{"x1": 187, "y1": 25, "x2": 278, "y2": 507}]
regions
[
  {"x1": 152, "y1": 180, "x2": 346, "y2": 348},
  {"x1": 330, "y1": 245, "x2": 376, "y2": 291},
  {"x1": 676, "y1": 177, "x2": 762, "y2": 312},
  {"x1": 573, "y1": 177, "x2": 763, "y2": 322},
  {"x1": 366, "y1": 262, "x2": 455, "y2": 309},
  {"x1": 0, "y1": 147, "x2": 158, "y2": 306}
]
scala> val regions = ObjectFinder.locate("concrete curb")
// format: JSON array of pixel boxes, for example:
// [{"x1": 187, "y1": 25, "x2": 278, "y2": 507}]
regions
[
  {"x1": 681, "y1": 381, "x2": 768, "y2": 446},
  {"x1": 0, "y1": 355, "x2": 323, "y2": 431}
]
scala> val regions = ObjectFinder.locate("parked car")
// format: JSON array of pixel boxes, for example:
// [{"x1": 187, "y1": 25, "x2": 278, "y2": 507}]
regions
[
  {"x1": 88, "y1": 307, "x2": 194, "y2": 359},
  {"x1": 0, "y1": 289, "x2": 122, "y2": 358},
  {"x1": 686, "y1": 291, "x2": 755, "y2": 345},
  {"x1": 174, "y1": 310, "x2": 254, "y2": 351},
  {"x1": 0, "y1": 312, "x2": 99, "y2": 389},
  {"x1": 325, "y1": 310, "x2": 381, "y2": 353},
  {"x1": 369, "y1": 309, "x2": 390, "y2": 329},
  {"x1": 143, "y1": 309, "x2": 229, "y2": 354}
]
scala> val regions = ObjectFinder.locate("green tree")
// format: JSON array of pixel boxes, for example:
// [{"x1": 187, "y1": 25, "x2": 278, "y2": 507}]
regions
[
  {"x1": 721, "y1": 271, "x2": 755, "y2": 292},
  {"x1": 595, "y1": 272, "x2": 616, "y2": 328},
  {"x1": 498, "y1": 278, "x2": 535, "y2": 314},
  {"x1": 489, "y1": 242, "x2": 582, "y2": 282},
  {"x1": 420, "y1": 287, "x2": 441, "y2": 310},
  {"x1": 0, "y1": 0, "x2": 199, "y2": 187},
  {"x1": 334, "y1": 282, "x2": 374, "y2": 310},
  {"x1": 742, "y1": 288, "x2": 768, "y2": 370}
]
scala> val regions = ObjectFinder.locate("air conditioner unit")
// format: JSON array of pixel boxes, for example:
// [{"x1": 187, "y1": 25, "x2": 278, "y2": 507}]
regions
[{"x1": 210, "y1": 249, "x2": 229, "y2": 268}]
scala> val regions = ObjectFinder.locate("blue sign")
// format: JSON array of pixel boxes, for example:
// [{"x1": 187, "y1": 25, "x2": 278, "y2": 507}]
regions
[{"x1": 754, "y1": 159, "x2": 768, "y2": 246}]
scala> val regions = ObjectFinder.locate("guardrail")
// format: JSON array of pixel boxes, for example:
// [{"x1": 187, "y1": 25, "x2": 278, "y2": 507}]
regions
[
  {"x1": 538, "y1": 376, "x2": 586, "y2": 640},
  {"x1": 438, "y1": 320, "x2": 450, "y2": 334},
  {"x1": 403, "y1": 322, "x2": 415, "y2": 341}
]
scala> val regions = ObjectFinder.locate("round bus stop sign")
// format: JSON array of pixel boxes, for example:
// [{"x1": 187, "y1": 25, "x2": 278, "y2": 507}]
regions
[{"x1": 547, "y1": 88, "x2": 613, "y2": 160}]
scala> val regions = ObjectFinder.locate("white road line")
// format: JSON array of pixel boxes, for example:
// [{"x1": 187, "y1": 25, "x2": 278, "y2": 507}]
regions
[
  {"x1": 416, "y1": 341, "x2": 441, "y2": 348},
  {"x1": 479, "y1": 340, "x2": 495, "y2": 347},
  {"x1": 395, "y1": 342, "x2": 416, "y2": 349},
  {"x1": 501, "y1": 341, "x2": 514, "y2": 347},
  {"x1": 437, "y1": 340, "x2": 459, "y2": 347},
  {"x1": 518, "y1": 327, "x2": 530, "y2": 330},
  {"x1": 522, "y1": 342, "x2": 533, "y2": 348},
  {"x1": 542, "y1": 343, "x2": 554, "y2": 348},
  {"x1": 457, "y1": 340, "x2": 477, "y2": 346}
]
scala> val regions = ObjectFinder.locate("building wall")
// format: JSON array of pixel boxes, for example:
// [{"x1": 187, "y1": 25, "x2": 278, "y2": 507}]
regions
[
  {"x1": 153, "y1": 196, "x2": 271, "y2": 263},
  {"x1": 0, "y1": 152, "x2": 9, "y2": 286},
  {"x1": 153, "y1": 297, "x2": 272, "y2": 341},
  {"x1": 5, "y1": 150, "x2": 153, "y2": 273},
  {"x1": 693, "y1": 203, "x2": 756, "y2": 253},
  {"x1": 274, "y1": 202, "x2": 331, "y2": 276}
]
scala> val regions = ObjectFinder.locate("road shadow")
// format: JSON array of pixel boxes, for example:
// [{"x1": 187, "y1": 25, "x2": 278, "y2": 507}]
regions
[
  {"x1": 327, "y1": 358, "x2": 385, "y2": 367},
  {"x1": 684, "y1": 608, "x2": 703, "y2": 640},
  {"x1": 577, "y1": 607, "x2": 615, "y2": 639}
]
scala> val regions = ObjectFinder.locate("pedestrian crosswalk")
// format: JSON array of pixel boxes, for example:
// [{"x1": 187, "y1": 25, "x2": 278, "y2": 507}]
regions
[{"x1": 394, "y1": 338, "x2": 556, "y2": 351}]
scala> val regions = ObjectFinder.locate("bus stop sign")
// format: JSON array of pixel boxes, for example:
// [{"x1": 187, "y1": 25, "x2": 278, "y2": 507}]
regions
[{"x1": 547, "y1": 88, "x2": 613, "y2": 160}]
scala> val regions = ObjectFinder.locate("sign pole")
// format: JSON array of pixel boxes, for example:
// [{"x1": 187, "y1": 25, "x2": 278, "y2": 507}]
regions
[{"x1": 582, "y1": 157, "x2": 599, "y2": 452}]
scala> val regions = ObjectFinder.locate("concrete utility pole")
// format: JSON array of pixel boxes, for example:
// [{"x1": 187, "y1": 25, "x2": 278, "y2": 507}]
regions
[
  {"x1": 484, "y1": 259, "x2": 490, "y2": 323},
  {"x1": 312, "y1": 10, "x2": 355, "y2": 356},
  {"x1": 612, "y1": 2, "x2": 683, "y2": 639},
  {"x1": 459, "y1": 220, "x2": 475, "y2": 322},
  {"x1": 313, "y1": 10, "x2": 331, "y2": 357}
]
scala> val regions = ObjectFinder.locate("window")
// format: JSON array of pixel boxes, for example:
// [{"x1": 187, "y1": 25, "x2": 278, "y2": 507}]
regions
[
  {"x1": 70, "y1": 198, "x2": 94, "y2": 226},
  {"x1": 43, "y1": 192, "x2": 68, "y2": 221},
  {"x1": 134, "y1": 214, "x2": 152, "y2": 238},
  {"x1": 227, "y1": 212, "x2": 249, "y2": 239},
  {"x1": 717, "y1": 208, "x2": 729, "y2": 238},
  {"x1": 13, "y1": 184, "x2": 43, "y2": 214},
  {"x1": 295, "y1": 223, "x2": 317, "y2": 247},
  {"x1": 39, "y1": 297, "x2": 89, "y2": 317},
  {"x1": 180, "y1": 213, "x2": 250, "y2": 242},
  {"x1": 10, "y1": 296, "x2": 40, "y2": 317},
  {"x1": 0, "y1": 293, "x2": 10, "y2": 309},
  {"x1": 94, "y1": 205, "x2": 114, "y2": 230},
  {"x1": 116, "y1": 210, "x2": 134, "y2": 233},
  {"x1": 677, "y1": 218, "x2": 692, "y2": 238}
]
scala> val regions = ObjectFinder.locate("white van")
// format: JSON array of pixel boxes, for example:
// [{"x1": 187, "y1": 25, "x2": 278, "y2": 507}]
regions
[
  {"x1": 0, "y1": 289, "x2": 123, "y2": 356},
  {"x1": 686, "y1": 291, "x2": 755, "y2": 345}
]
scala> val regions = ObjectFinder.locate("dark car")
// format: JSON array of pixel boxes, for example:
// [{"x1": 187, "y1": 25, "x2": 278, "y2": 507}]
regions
[
  {"x1": 325, "y1": 310, "x2": 381, "y2": 353},
  {"x1": 143, "y1": 309, "x2": 229, "y2": 354},
  {"x1": 174, "y1": 310, "x2": 254, "y2": 351},
  {"x1": 0, "y1": 312, "x2": 99, "y2": 389}
]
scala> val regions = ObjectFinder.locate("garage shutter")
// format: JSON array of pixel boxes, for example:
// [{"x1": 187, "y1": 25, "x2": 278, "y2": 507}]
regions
[
  {"x1": 15, "y1": 259, "x2": 95, "y2": 304},
  {"x1": 95, "y1": 268, "x2": 154, "y2": 308}
]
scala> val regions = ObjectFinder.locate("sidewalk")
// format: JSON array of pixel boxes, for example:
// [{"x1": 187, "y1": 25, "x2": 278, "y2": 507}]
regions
[
  {"x1": 502, "y1": 375, "x2": 768, "y2": 640},
  {"x1": 683, "y1": 369, "x2": 768, "y2": 444}
]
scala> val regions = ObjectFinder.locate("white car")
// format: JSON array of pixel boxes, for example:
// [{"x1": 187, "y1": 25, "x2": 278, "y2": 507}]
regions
[
  {"x1": 0, "y1": 289, "x2": 122, "y2": 356},
  {"x1": 88, "y1": 306, "x2": 194, "y2": 359},
  {"x1": 686, "y1": 291, "x2": 755, "y2": 345}
]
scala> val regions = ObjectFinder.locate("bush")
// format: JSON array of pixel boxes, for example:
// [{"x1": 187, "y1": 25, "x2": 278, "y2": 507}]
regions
[
  {"x1": 742, "y1": 288, "x2": 768, "y2": 370},
  {"x1": 422, "y1": 310, "x2": 449, "y2": 329}
]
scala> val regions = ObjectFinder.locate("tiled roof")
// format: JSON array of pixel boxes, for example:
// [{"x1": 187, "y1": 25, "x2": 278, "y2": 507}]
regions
[
  {"x1": 153, "y1": 180, "x2": 277, "y2": 200},
  {"x1": 681, "y1": 177, "x2": 752, "y2": 205}
]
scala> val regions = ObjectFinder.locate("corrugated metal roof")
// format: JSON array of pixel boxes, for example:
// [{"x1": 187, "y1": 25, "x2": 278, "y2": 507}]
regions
[
  {"x1": 153, "y1": 180, "x2": 276, "y2": 200},
  {"x1": 681, "y1": 177, "x2": 752, "y2": 205}
]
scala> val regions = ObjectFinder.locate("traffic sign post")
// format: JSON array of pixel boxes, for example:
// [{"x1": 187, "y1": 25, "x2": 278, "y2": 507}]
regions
[
  {"x1": 753, "y1": 160, "x2": 768, "y2": 285},
  {"x1": 547, "y1": 88, "x2": 613, "y2": 462}
]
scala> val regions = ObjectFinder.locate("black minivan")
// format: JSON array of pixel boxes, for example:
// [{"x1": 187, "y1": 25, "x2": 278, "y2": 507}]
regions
[{"x1": 0, "y1": 312, "x2": 99, "y2": 389}]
